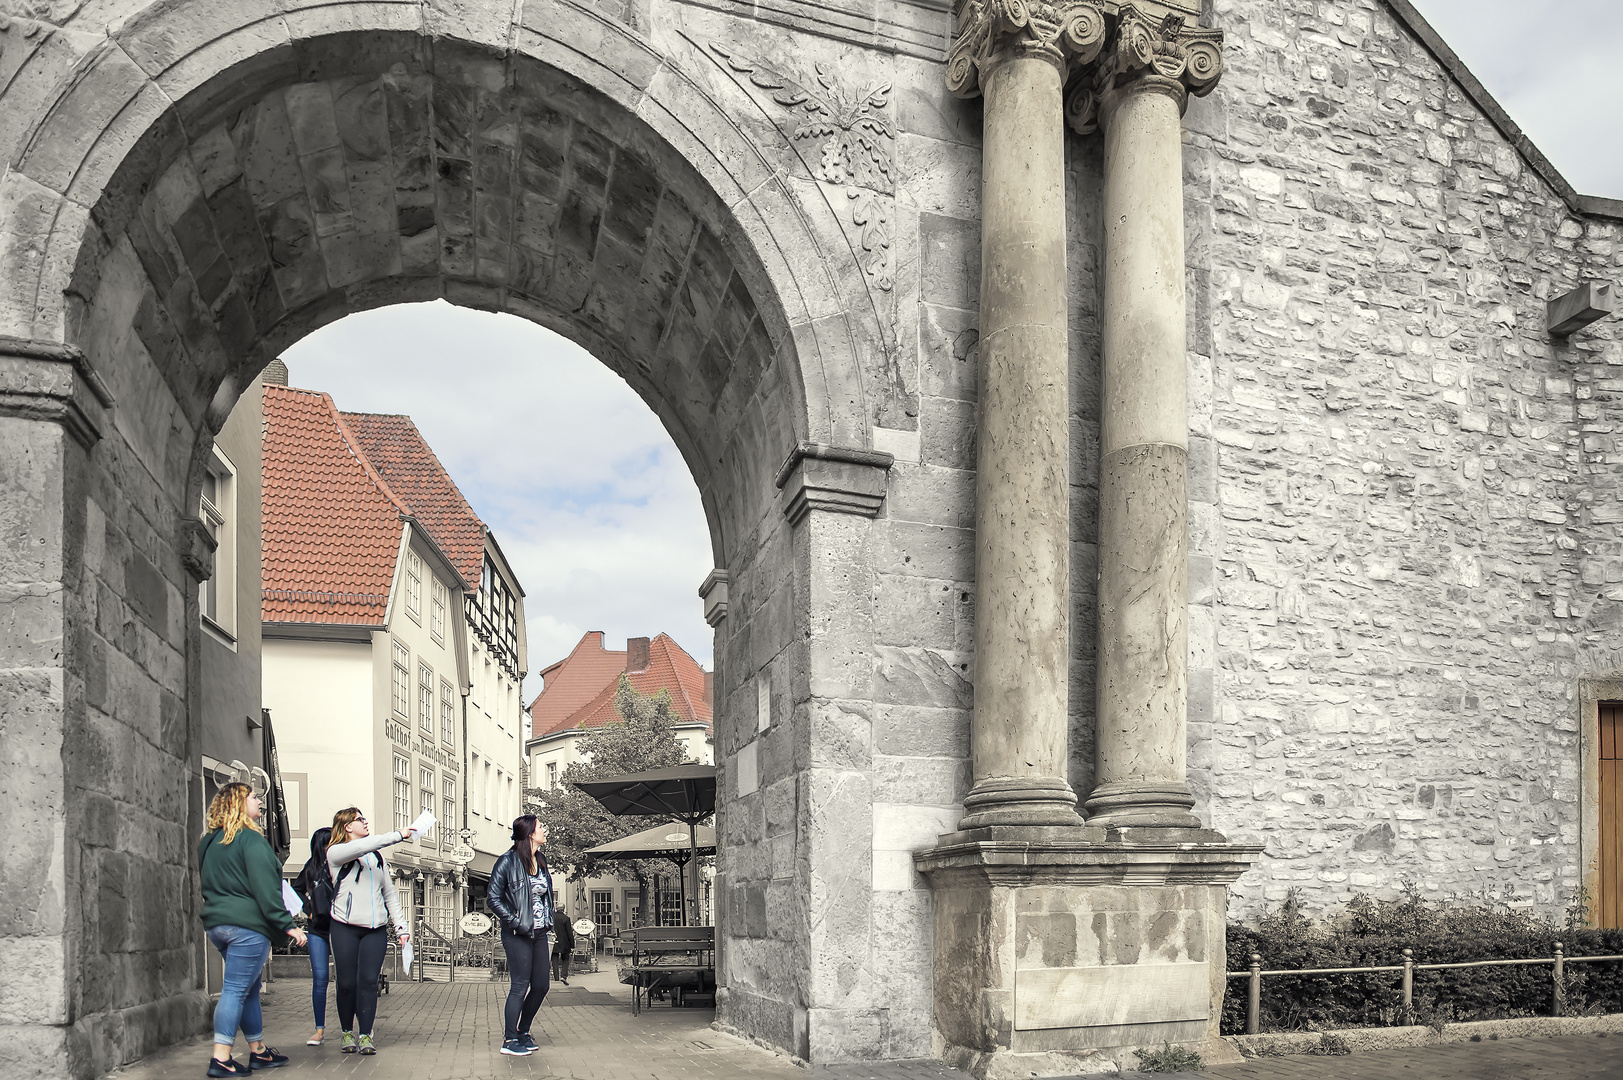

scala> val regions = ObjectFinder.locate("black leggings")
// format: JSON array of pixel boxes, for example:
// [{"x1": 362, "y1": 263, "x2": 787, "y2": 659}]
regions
[
  {"x1": 330, "y1": 921, "x2": 389, "y2": 1035},
  {"x1": 501, "y1": 928, "x2": 551, "y2": 1039}
]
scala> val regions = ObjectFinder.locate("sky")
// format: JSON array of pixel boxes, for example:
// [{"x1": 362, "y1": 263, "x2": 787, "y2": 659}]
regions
[
  {"x1": 277, "y1": 3, "x2": 1616, "y2": 702},
  {"x1": 281, "y1": 303, "x2": 716, "y2": 700},
  {"x1": 1410, "y1": 0, "x2": 1621, "y2": 198}
]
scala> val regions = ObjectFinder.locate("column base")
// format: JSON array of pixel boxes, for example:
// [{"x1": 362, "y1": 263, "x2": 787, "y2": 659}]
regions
[
  {"x1": 914, "y1": 827, "x2": 1259, "y2": 1072},
  {"x1": 1083, "y1": 781, "x2": 1202, "y2": 828},
  {"x1": 959, "y1": 777, "x2": 1085, "y2": 830}
]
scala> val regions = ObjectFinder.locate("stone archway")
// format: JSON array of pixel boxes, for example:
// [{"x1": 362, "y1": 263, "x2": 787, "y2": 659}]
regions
[{"x1": 0, "y1": 4, "x2": 912, "y2": 1075}]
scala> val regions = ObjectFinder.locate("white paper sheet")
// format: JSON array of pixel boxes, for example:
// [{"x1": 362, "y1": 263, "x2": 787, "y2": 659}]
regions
[
  {"x1": 281, "y1": 880, "x2": 303, "y2": 921},
  {"x1": 408, "y1": 809, "x2": 436, "y2": 836},
  {"x1": 401, "y1": 942, "x2": 413, "y2": 973}
]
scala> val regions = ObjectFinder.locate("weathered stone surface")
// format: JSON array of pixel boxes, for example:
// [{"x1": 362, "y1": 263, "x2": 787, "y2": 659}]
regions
[{"x1": 0, "y1": 0, "x2": 1620, "y2": 1076}]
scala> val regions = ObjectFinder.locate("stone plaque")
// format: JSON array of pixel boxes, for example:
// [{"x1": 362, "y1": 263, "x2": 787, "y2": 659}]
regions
[{"x1": 1014, "y1": 961, "x2": 1209, "y2": 1030}]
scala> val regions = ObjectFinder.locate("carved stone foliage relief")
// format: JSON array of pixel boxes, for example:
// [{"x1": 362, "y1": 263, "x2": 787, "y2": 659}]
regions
[{"x1": 709, "y1": 42, "x2": 897, "y2": 292}]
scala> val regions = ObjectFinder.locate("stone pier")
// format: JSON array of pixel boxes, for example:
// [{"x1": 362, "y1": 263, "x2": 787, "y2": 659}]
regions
[{"x1": 917, "y1": 3, "x2": 1255, "y2": 1075}]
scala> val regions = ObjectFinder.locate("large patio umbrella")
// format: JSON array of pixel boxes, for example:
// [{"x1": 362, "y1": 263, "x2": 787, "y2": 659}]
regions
[
  {"x1": 576, "y1": 765, "x2": 716, "y2": 925},
  {"x1": 583, "y1": 821, "x2": 716, "y2": 862}
]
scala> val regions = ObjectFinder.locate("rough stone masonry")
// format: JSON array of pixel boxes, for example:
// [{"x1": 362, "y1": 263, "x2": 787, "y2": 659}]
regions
[{"x1": 0, "y1": 0, "x2": 1617, "y2": 1076}]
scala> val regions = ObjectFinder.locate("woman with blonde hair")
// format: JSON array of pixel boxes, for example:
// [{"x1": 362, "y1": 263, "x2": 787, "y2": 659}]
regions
[
  {"x1": 198, "y1": 782, "x2": 307, "y2": 1077},
  {"x1": 324, "y1": 806, "x2": 417, "y2": 1055}
]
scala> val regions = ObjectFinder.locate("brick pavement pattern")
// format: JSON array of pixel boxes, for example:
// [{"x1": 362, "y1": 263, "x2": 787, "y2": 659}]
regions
[{"x1": 108, "y1": 969, "x2": 1623, "y2": 1080}]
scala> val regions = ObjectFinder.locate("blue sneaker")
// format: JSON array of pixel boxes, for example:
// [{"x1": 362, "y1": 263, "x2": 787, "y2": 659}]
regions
[
  {"x1": 518, "y1": 1032, "x2": 538, "y2": 1051},
  {"x1": 500, "y1": 1038, "x2": 533, "y2": 1056}
]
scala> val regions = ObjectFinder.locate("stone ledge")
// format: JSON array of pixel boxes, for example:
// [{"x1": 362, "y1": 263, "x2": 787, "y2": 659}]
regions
[
  {"x1": 914, "y1": 825, "x2": 1261, "y2": 887},
  {"x1": 0, "y1": 336, "x2": 115, "y2": 448},
  {"x1": 698, "y1": 569, "x2": 729, "y2": 626},
  {"x1": 1227, "y1": 1011, "x2": 1623, "y2": 1059},
  {"x1": 774, "y1": 443, "x2": 894, "y2": 525}
]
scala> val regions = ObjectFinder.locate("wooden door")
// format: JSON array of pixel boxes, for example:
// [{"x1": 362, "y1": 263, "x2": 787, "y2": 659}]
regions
[{"x1": 1603, "y1": 703, "x2": 1622, "y2": 928}]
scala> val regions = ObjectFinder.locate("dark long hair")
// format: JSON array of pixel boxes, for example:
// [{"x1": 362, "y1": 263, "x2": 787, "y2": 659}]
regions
[{"x1": 511, "y1": 815, "x2": 547, "y2": 876}]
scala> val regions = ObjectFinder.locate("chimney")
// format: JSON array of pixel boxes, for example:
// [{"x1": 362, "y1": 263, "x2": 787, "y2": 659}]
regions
[
  {"x1": 703, "y1": 671, "x2": 713, "y2": 710},
  {"x1": 626, "y1": 637, "x2": 650, "y2": 673},
  {"x1": 262, "y1": 358, "x2": 289, "y2": 386}
]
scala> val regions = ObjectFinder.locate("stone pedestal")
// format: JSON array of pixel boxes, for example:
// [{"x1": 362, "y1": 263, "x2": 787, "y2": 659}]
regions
[{"x1": 916, "y1": 829, "x2": 1258, "y2": 1078}]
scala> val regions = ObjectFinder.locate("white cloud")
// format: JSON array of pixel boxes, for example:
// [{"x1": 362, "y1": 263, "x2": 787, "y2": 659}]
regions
[
  {"x1": 1410, "y1": 0, "x2": 1622, "y2": 197},
  {"x1": 280, "y1": 300, "x2": 716, "y2": 697}
]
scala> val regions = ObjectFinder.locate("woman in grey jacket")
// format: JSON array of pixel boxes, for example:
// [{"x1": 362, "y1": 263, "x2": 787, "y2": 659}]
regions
[{"x1": 325, "y1": 807, "x2": 416, "y2": 1055}]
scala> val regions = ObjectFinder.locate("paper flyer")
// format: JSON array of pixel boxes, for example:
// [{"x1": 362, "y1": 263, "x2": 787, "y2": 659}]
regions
[
  {"x1": 408, "y1": 809, "x2": 436, "y2": 836},
  {"x1": 281, "y1": 880, "x2": 303, "y2": 922}
]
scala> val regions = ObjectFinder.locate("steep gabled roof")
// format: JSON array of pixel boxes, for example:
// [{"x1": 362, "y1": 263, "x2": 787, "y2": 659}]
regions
[
  {"x1": 528, "y1": 632, "x2": 627, "y2": 735},
  {"x1": 536, "y1": 633, "x2": 711, "y2": 738},
  {"x1": 340, "y1": 411, "x2": 487, "y2": 588},
  {"x1": 262, "y1": 385, "x2": 407, "y2": 625}
]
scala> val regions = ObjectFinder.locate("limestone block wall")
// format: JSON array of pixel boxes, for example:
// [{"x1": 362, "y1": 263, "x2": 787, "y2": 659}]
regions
[{"x1": 1186, "y1": 0, "x2": 1623, "y2": 919}]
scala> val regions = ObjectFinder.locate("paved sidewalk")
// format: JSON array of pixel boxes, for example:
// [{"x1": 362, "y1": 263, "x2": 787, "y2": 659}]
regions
[{"x1": 110, "y1": 967, "x2": 1623, "y2": 1080}]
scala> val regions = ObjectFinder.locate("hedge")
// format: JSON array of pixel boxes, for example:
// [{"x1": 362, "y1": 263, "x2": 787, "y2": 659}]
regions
[{"x1": 1221, "y1": 887, "x2": 1623, "y2": 1035}]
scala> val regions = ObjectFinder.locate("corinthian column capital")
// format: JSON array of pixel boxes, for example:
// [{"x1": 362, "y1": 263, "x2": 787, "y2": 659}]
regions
[
  {"x1": 946, "y1": 0, "x2": 1109, "y2": 97},
  {"x1": 1064, "y1": 5, "x2": 1223, "y2": 134}
]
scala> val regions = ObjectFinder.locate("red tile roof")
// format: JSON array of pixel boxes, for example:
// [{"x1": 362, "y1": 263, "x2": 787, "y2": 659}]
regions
[
  {"x1": 262, "y1": 385, "x2": 407, "y2": 625},
  {"x1": 340, "y1": 411, "x2": 486, "y2": 588},
  {"x1": 532, "y1": 633, "x2": 711, "y2": 739},
  {"x1": 528, "y1": 632, "x2": 627, "y2": 735}
]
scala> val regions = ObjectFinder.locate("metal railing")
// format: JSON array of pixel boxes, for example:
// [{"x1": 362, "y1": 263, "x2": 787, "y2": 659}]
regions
[
  {"x1": 1228, "y1": 945, "x2": 1623, "y2": 1036},
  {"x1": 414, "y1": 919, "x2": 457, "y2": 983}
]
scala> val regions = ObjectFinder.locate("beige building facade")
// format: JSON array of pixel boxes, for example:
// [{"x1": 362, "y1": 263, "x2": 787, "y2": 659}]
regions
[{"x1": 259, "y1": 380, "x2": 473, "y2": 931}]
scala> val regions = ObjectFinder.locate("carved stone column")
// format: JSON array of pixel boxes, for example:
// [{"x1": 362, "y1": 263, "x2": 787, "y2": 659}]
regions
[
  {"x1": 1068, "y1": 8, "x2": 1223, "y2": 828},
  {"x1": 916, "y1": 9, "x2": 1255, "y2": 1076},
  {"x1": 946, "y1": 0, "x2": 1107, "y2": 830}
]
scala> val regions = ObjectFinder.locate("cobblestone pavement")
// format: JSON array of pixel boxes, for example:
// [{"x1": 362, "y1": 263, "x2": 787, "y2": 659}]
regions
[{"x1": 111, "y1": 968, "x2": 1623, "y2": 1080}]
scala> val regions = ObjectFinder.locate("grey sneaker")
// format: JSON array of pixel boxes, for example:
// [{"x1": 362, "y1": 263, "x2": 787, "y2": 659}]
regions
[
  {"x1": 358, "y1": 1034, "x2": 375, "y2": 1056},
  {"x1": 340, "y1": 1032, "x2": 356, "y2": 1054}
]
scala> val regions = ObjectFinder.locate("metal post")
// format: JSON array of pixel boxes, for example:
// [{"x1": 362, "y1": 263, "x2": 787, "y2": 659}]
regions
[
  {"x1": 1248, "y1": 954, "x2": 1262, "y2": 1035},
  {"x1": 1402, "y1": 949, "x2": 1413, "y2": 1018},
  {"x1": 1553, "y1": 942, "x2": 1564, "y2": 1017}
]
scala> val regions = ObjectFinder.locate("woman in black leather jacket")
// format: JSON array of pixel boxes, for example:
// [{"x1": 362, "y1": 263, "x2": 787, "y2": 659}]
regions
[{"x1": 486, "y1": 815, "x2": 553, "y2": 1057}]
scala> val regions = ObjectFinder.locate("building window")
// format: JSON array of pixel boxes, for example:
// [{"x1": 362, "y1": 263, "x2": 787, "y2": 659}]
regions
[
  {"x1": 430, "y1": 578, "x2": 447, "y2": 643},
  {"x1": 392, "y1": 642, "x2": 410, "y2": 717},
  {"x1": 593, "y1": 890, "x2": 613, "y2": 934},
  {"x1": 483, "y1": 761, "x2": 493, "y2": 817},
  {"x1": 660, "y1": 890, "x2": 683, "y2": 926},
  {"x1": 199, "y1": 449, "x2": 238, "y2": 636},
  {"x1": 443, "y1": 776, "x2": 456, "y2": 843},
  {"x1": 420, "y1": 767, "x2": 436, "y2": 841},
  {"x1": 393, "y1": 755, "x2": 411, "y2": 832},
  {"x1": 440, "y1": 678, "x2": 456, "y2": 745},
  {"x1": 406, "y1": 550, "x2": 423, "y2": 621},
  {"x1": 546, "y1": 762, "x2": 558, "y2": 790},
  {"x1": 418, "y1": 662, "x2": 435, "y2": 733}
]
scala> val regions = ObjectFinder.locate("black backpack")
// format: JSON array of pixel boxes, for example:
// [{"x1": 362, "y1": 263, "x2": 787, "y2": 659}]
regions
[
  {"x1": 308, "y1": 859, "x2": 336, "y2": 919},
  {"x1": 332, "y1": 851, "x2": 385, "y2": 897}
]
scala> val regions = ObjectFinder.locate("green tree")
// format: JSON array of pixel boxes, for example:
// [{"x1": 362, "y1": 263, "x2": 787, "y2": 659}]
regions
[{"x1": 527, "y1": 675, "x2": 699, "y2": 924}]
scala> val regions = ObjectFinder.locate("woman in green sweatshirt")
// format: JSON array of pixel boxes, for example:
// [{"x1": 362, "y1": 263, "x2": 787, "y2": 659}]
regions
[{"x1": 198, "y1": 782, "x2": 307, "y2": 1077}]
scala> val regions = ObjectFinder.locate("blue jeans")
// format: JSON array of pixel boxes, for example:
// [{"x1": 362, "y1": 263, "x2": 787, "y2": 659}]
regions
[
  {"x1": 308, "y1": 932, "x2": 330, "y2": 1027},
  {"x1": 207, "y1": 924, "x2": 270, "y2": 1046}
]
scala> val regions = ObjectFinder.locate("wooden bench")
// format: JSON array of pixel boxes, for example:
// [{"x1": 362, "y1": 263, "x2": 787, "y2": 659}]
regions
[{"x1": 627, "y1": 925, "x2": 714, "y2": 1015}]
